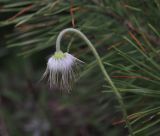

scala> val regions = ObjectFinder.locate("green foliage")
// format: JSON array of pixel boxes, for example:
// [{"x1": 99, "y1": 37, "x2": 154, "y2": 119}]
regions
[{"x1": 0, "y1": 0, "x2": 160, "y2": 136}]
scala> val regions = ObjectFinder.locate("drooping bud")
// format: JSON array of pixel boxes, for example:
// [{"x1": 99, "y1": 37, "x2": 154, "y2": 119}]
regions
[{"x1": 42, "y1": 51, "x2": 84, "y2": 91}]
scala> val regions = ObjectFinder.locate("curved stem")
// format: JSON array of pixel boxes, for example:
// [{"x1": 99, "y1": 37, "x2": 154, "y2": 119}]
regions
[{"x1": 56, "y1": 28, "x2": 134, "y2": 136}]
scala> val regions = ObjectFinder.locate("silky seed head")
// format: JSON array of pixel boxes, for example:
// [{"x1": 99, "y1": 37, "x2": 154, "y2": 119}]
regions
[{"x1": 42, "y1": 51, "x2": 84, "y2": 91}]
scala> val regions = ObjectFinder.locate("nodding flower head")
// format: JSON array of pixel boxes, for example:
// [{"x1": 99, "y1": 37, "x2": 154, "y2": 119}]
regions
[{"x1": 42, "y1": 51, "x2": 84, "y2": 91}]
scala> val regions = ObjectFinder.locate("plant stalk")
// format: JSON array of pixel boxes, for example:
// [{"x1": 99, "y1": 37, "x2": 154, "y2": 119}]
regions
[{"x1": 56, "y1": 28, "x2": 134, "y2": 136}]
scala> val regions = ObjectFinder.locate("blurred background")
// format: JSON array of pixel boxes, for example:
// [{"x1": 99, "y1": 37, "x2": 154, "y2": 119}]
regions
[{"x1": 0, "y1": 0, "x2": 160, "y2": 136}]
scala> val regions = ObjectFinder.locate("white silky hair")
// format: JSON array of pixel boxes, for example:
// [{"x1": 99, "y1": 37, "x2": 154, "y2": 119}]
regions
[{"x1": 42, "y1": 52, "x2": 84, "y2": 91}]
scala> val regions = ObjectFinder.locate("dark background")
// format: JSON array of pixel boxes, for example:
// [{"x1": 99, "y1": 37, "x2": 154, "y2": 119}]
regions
[{"x1": 0, "y1": 0, "x2": 160, "y2": 136}]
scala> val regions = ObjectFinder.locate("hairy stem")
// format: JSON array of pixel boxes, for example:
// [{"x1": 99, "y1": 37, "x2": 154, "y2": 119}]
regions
[{"x1": 56, "y1": 28, "x2": 134, "y2": 136}]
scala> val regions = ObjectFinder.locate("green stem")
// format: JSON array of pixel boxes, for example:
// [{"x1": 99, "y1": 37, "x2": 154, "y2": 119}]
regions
[{"x1": 56, "y1": 28, "x2": 134, "y2": 136}]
